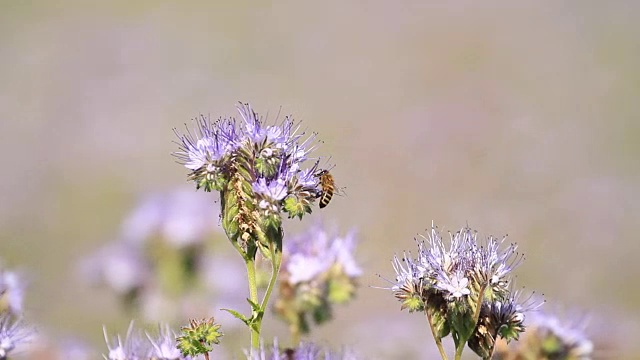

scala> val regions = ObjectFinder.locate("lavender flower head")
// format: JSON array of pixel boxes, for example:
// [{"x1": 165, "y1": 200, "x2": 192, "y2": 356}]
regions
[
  {"x1": 173, "y1": 103, "x2": 327, "y2": 252},
  {"x1": 386, "y1": 223, "x2": 541, "y2": 359},
  {"x1": 391, "y1": 224, "x2": 526, "y2": 311}
]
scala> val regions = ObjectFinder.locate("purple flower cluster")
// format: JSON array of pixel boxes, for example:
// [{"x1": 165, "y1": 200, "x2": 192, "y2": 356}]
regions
[
  {"x1": 173, "y1": 103, "x2": 324, "y2": 220},
  {"x1": 391, "y1": 224, "x2": 526, "y2": 308},
  {"x1": 388, "y1": 223, "x2": 542, "y2": 358}
]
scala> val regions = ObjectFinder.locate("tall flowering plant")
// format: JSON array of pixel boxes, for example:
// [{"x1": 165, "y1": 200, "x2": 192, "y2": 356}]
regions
[
  {"x1": 173, "y1": 102, "x2": 328, "y2": 354},
  {"x1": 386, "y1": 224, "x2": 543, "y2": 360}
]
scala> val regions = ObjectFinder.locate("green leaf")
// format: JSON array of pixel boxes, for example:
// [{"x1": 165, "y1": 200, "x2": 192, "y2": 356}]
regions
[{"x1": 221, "y1": 308, "x2": 249, "y2": 325}]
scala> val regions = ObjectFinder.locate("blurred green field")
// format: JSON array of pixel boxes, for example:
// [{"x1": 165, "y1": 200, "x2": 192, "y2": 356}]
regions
[{"x1": 1, "y1": 1, "x2": 639, "y2": 359}]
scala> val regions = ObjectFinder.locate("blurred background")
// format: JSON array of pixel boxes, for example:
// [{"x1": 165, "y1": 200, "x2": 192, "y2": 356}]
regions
[{"x1": 1, "y1": 1, "x2": 639, "y2": 359}]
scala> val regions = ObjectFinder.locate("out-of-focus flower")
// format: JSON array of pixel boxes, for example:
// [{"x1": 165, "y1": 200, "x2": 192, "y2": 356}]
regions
[
  {"x1": 147, "y1": 324, "x2": 183, "y2": 360},
  {"x1": 121, "y1": 187, "x2": 221, "y2": 248},
  {"x1": 0, "y1": 267, "x2": 26, "y2": 315},
  {"x1": 245, "y1": 338, "x2": 358, "y2": 360},
  {"x1": 80, "y1": 186, "x2": 229, "y2": 319},
  {"x1": 384, "y1": 223, "x2": 541, "y2": 359},
  {"x1": 494, "y1": 307, "x2": 594, "y2": 359},
  {"x1": 0, "y1": 312, "x2": 32, "y2": 360},
  {"x1": 274, "y1": 223, "x2": 361, "y2": 339},
  {"x1": 80, "y1": 241, "x2": 151, "y2": 297},
  {"x1": 103, "y1": 322, "x2": 150, "y2": 360}
]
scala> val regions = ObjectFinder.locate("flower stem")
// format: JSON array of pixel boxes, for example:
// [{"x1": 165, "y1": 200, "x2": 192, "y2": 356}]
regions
[
  {"x1": 245, "y1": 257, "x2": 260, "y2": 349},
  {"x1": 260, "y1": 246, "x2": 282, "y2": 313},
  {"x1": 472, "y1": 285, "x2": 486, "y2": 326},
  {"x1": 425, "y1": 310, "x2": 449, "y2": 360},
  {"x1": 454, "y1": 284, "x2": 487, "y2": 360},
  {"x1": 454, "y1": 342, "x2": 464, "y2": 360}
]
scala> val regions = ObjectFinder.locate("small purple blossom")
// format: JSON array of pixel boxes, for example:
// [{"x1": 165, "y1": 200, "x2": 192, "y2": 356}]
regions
[
  {"x1": 173, "y1": 115, "x2": 239, "y2": 171},
  {"x1": 435, "y1": 271, "x2": 471, "y2": 299},
  {"x1": 253, "y1": 178, "x2": 288, "y2": 202}
]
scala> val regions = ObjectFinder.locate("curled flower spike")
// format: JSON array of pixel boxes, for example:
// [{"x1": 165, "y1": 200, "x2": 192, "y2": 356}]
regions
[{"x1": 468, "y1": 289, "x2": 543, "y2": 358}]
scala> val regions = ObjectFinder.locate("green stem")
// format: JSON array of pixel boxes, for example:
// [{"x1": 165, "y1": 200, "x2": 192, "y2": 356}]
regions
[
  {"x1": 454, "y1": 343, "x2": 464, "y2": 360},
  {"x1": 472, "y1": 285, "x2": 487, "y2": 327},
  {"x1": 245, "y1": 257, "x2": 259, "y2": 350},
  {"x1": 455, "y1": 284, "x2": 488, "y2": 360},
  {"x1": 425, "y1": 310, "x2": 448, "y2": 360},
  {"x1": 260, "y1": 246, "x2": 282, "y2": 313}
]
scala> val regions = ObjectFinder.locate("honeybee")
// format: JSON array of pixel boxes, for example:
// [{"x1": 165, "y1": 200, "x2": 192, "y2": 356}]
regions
[{"x1": 316, "y1": 169, "x2": 336, "y2": 208}]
